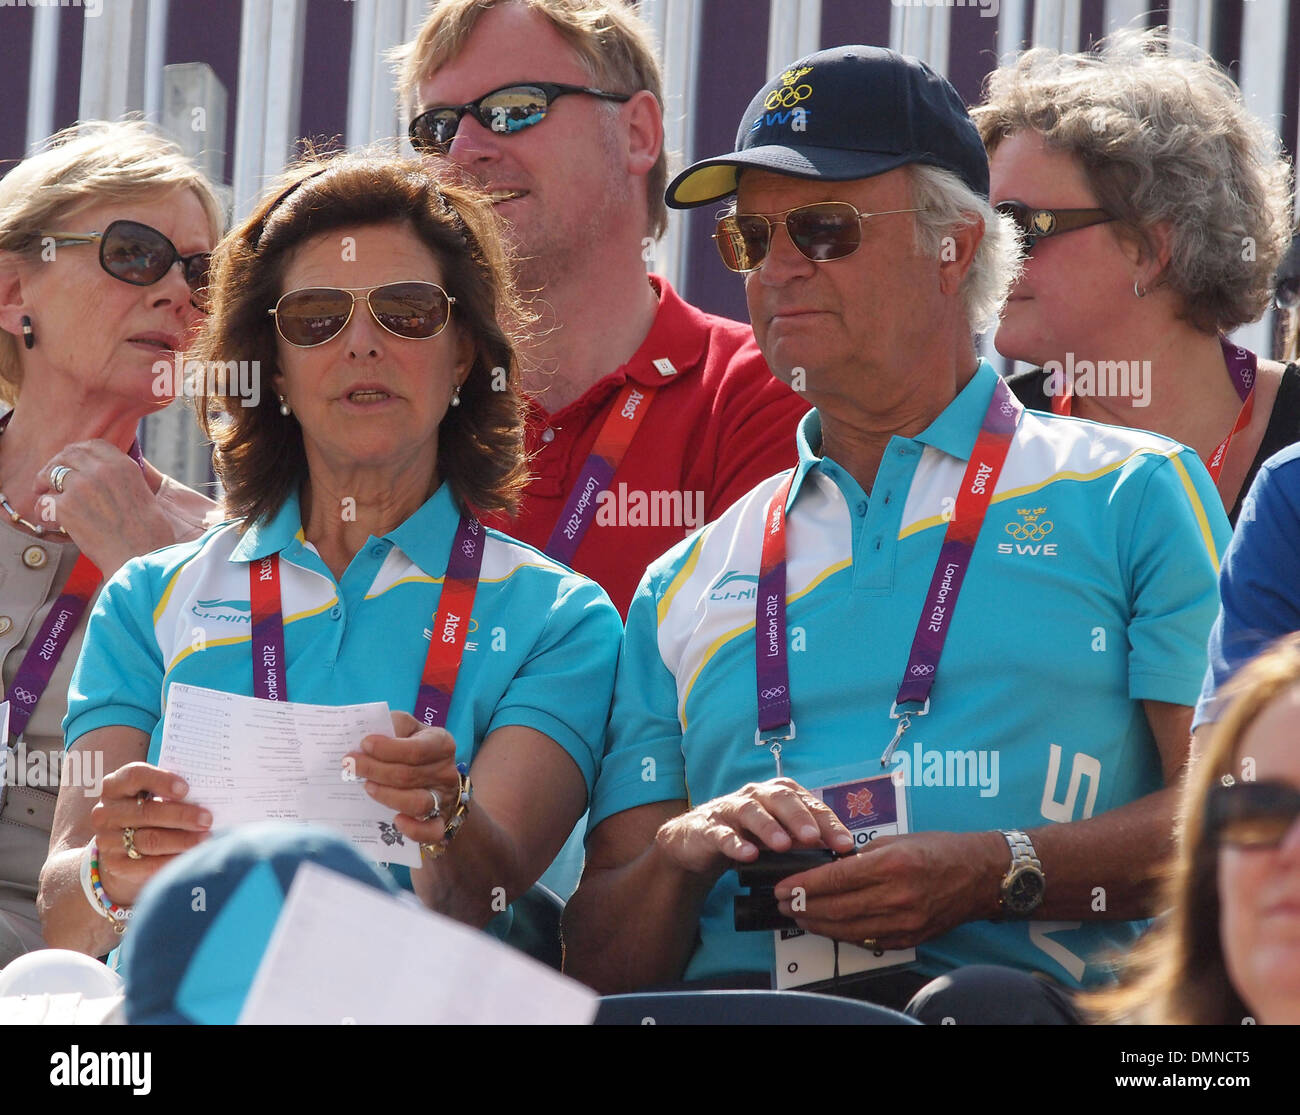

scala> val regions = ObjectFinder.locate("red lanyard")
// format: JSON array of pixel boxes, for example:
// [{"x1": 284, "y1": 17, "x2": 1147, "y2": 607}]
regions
[
  {"x1": 754, "y1": 378, "x2": 1022, "y2": 775},
  {"x1": 1051, "y1": 338, "x2": 1256, "y2": 487},
  {"x1": 248, "y1": 514, "x2": 486, "y2": 728},
  {"x1": 544, "y1": 380, "x2": 660, "y2": 563}
]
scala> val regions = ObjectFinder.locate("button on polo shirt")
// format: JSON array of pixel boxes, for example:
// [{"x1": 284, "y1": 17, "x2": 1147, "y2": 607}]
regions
[{"x1": 591, "y1": 360, "x2": 1230, "y2": 988}]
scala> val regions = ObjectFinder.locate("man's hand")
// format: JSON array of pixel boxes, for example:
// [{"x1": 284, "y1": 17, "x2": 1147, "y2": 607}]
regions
[
  {"x1": 654, "y1": 777, "x2": 855, "y2": 880},
  {"x1": 773, "y1": 829, "x2": 1007, "y2": 948},
  {"x1": 34, "y1": 441, "x2": 174, "y2": 575}
]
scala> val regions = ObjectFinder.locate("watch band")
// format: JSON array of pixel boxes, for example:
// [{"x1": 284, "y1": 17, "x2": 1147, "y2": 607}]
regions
[
  {"x1": 998, "y1": 828, "x2": 1045, "y2": 917},
  {"x1": 1001, "y1": 829, "x2": 1042, "y2": 872}
]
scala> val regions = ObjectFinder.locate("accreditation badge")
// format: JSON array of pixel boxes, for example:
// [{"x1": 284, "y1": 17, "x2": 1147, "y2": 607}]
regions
[{"x1": 772, "y1": 768, "x2": 915, "y2": 990}]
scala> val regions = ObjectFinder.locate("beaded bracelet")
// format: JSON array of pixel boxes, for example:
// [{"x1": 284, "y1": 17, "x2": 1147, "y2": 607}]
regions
[{"x1": 84, "y1": 840, "x2": 131, "y2": 934}]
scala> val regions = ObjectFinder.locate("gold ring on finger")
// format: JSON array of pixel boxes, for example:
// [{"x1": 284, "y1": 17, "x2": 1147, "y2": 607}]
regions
[
  {"x1": 123, "y1": 826, "x2": 143, "y2": 860},
  {"x1": 861, "y1": 938, "x2": 877, "y2": 952}
]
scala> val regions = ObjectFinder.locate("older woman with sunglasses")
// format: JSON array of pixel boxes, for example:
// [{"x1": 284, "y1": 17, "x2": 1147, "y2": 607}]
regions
[
  {"x1": 973, "y1": 29, "x2": 1297, "y2": 526},
  {"x1": 0, "y1": 122, "x2": 223, "y2": 967},
  {"x1": 1091, "y1": 633, "x2": 1300, "y2": 1024},
  {"x1": 38, "y1": 155, "x2": 621, "y2": 959}
]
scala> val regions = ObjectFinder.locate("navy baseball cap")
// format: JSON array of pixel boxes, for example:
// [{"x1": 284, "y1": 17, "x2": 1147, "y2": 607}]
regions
[
  {"x1": 666, "y1": 45, "x2": 989, "y2": 207},
  {"x1": 120, "y1": 823, "x2": 401, "y2": 1025}
]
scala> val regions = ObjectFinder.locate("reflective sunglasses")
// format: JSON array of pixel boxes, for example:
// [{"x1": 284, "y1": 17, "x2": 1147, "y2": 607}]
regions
[
  {"x1": 994, "y1": 200, "x2": 1116, "y2": 252},
  {"x1": 714, "y1": 202, "x2": 924, "y2": 273},
  {"x1": 1206, "y1": 780, "x2": 1300, "y2": 848},
  {"x1": 409, "y1": 81, "x2": 632, "y2": 155},
  {"x1": 43, "y1": 219, "x2": 212, "y2": 310},
  {"x1": 268, "y1": 282, "x2": 456, "y2": 348}
]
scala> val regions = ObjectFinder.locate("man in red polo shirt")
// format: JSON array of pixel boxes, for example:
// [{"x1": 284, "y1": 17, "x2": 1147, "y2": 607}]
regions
[{"x1": 394, "y1": 0, "x2": 807, "y2": 615}]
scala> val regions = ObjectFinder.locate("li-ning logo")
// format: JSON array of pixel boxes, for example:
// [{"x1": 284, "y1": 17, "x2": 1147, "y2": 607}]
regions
[
  {"x1": 191, "y1": 598, "x2": 251, "y2": 623},
  {"x1": 997, "y1": 508, "x2": 1058, "y2": 556},
  {"x1": 710, "y1": 570, "x2": 759, "y2": 601},
  {"x1": 764, "y1": 66, "x2": 813, "y2": 109}
]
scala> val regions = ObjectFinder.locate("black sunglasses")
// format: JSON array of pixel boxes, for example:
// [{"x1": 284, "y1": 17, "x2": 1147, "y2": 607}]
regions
[
  {"x1": 1275, "y1": 274, "x2": 1300, "y2": 311},
  {"x1": 409, "y1": 81, "x2": 632, "y2": 155},
  {"x1": 1206, "y1": 780, "x2": 1300, "y2": 848},
  {"x1": 268, "y1": 282, "x2": 456, "y2": 348},
  {"x1": 994, "y1": 200, "x2": 1117, "y2": 252},
  {"x1": 43, "y1": 219, "x2": 212, "y2": 310},
  {"x1": 714, "y1": 201, "x2": 924, "y2": 273}
]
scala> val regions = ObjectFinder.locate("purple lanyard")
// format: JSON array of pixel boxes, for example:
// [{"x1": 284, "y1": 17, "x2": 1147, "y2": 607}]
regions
[
  {"x1": 544, "y1": 380, "x2": 659, "y2": 564},
  {"x1": 1206, "y1": 337, "x2": 1257, "y2": 485},
  {"x1": 248, "y1": 514, "x2": 485, "y2": 728},
  {"x1": 3, "y1": 424, "x2": 144, "y2": 740},
  {"x1": 754, "y1": 378, "x2": 1022, "y2": 775}
]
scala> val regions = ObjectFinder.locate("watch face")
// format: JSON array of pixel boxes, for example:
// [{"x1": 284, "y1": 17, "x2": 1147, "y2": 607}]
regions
[{"x1": 1005, "y1": 868, "x2": 1045, "y2": 914}]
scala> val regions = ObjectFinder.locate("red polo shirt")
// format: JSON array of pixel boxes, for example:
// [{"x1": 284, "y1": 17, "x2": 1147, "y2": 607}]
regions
[{"x1": 480, "y1": 276, "x2": 809, "y2": 615}]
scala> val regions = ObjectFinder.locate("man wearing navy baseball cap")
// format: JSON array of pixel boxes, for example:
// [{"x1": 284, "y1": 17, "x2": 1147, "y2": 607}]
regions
[{"x1": 567, "y1": 46, "x2": 1230, "y2": 1023}]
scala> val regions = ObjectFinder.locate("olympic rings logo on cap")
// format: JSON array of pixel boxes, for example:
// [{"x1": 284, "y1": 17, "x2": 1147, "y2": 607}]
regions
[{"x1": 764, "y1": 85, "x2": 812, "y2": 110}]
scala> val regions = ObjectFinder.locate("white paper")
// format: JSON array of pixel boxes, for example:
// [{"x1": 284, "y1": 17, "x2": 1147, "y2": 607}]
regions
[
  {"x1": 159, "y1": 683, "x2": 420, "y2": 868},
  {"x1": 238, "y1": 862, "x2": 599, "y2": 1025}
]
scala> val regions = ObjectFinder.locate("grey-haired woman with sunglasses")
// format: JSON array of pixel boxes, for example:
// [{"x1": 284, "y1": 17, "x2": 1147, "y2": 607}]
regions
[
  {"x1": 38, "y1": 155, "x2": 620, "y2": 963},
  {"x1": 973, "y1": 29, "x2": 1297, "y2": 528},
  {"x1": 0, "y1": 121, "x2": 224, "y2": 968}
]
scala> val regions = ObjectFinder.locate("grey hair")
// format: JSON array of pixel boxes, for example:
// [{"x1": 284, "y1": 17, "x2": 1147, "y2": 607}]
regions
[
  {"x1": 972, "y1": 27, "x2": 1295, "y2": 334},
  {"x1": 907, "y1": 163, "x2": 1022, "y2": 334}
]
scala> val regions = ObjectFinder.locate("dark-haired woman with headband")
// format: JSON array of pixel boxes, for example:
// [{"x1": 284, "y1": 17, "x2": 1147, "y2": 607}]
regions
[{"x1": 39, "y1": 155, "x2": 620, "y2": 961}]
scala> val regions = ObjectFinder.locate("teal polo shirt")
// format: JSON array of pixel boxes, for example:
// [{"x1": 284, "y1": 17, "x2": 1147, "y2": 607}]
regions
[
  {"x1": 65, "y1": 483, "x2": 622, "y2": 896},
  {"x1": 590, "y1": 361, "x2": 1229, "y2": 988}
]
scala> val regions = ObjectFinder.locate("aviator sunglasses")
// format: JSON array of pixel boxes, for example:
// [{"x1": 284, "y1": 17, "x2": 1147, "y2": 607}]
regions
[
  {"x1": 409, "y1": 81, "x2": 632, "y2": 155},
  {"x1": 268, "y1": 282, "x2": 456, "y2": 348},
  {"x1": 994, "y1": 200, "x2": 1116, "y2": 252},
  {"x1": 1205, "y1": 780, "x2": 1300, "y2": 849},
  {"x1": 714, "y1": 201, "x2": 924, "y2": 273},
  {"x1": 42, "y1": 219, "x2": 212, "y2": 310}
]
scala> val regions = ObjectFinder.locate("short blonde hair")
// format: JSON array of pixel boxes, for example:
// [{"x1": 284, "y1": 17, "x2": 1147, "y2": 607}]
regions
[
  {"x1": 0, "y1": 120, "x2": 225, "y2": 404},
  {"x1": 973, "y1": 28, "x2": 1294, "y2": 335},
  {"x1": 392, "y1": 0, "x2": 668, "y2": 239}
]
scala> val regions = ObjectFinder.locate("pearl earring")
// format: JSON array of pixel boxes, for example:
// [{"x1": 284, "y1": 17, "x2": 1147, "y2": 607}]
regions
[
  {"x1": 278, "y1": 394, "x2": 291, "y2": 416},
  {"x1": 450, "y1": 385, "x2": 461, "y2": 407}
]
